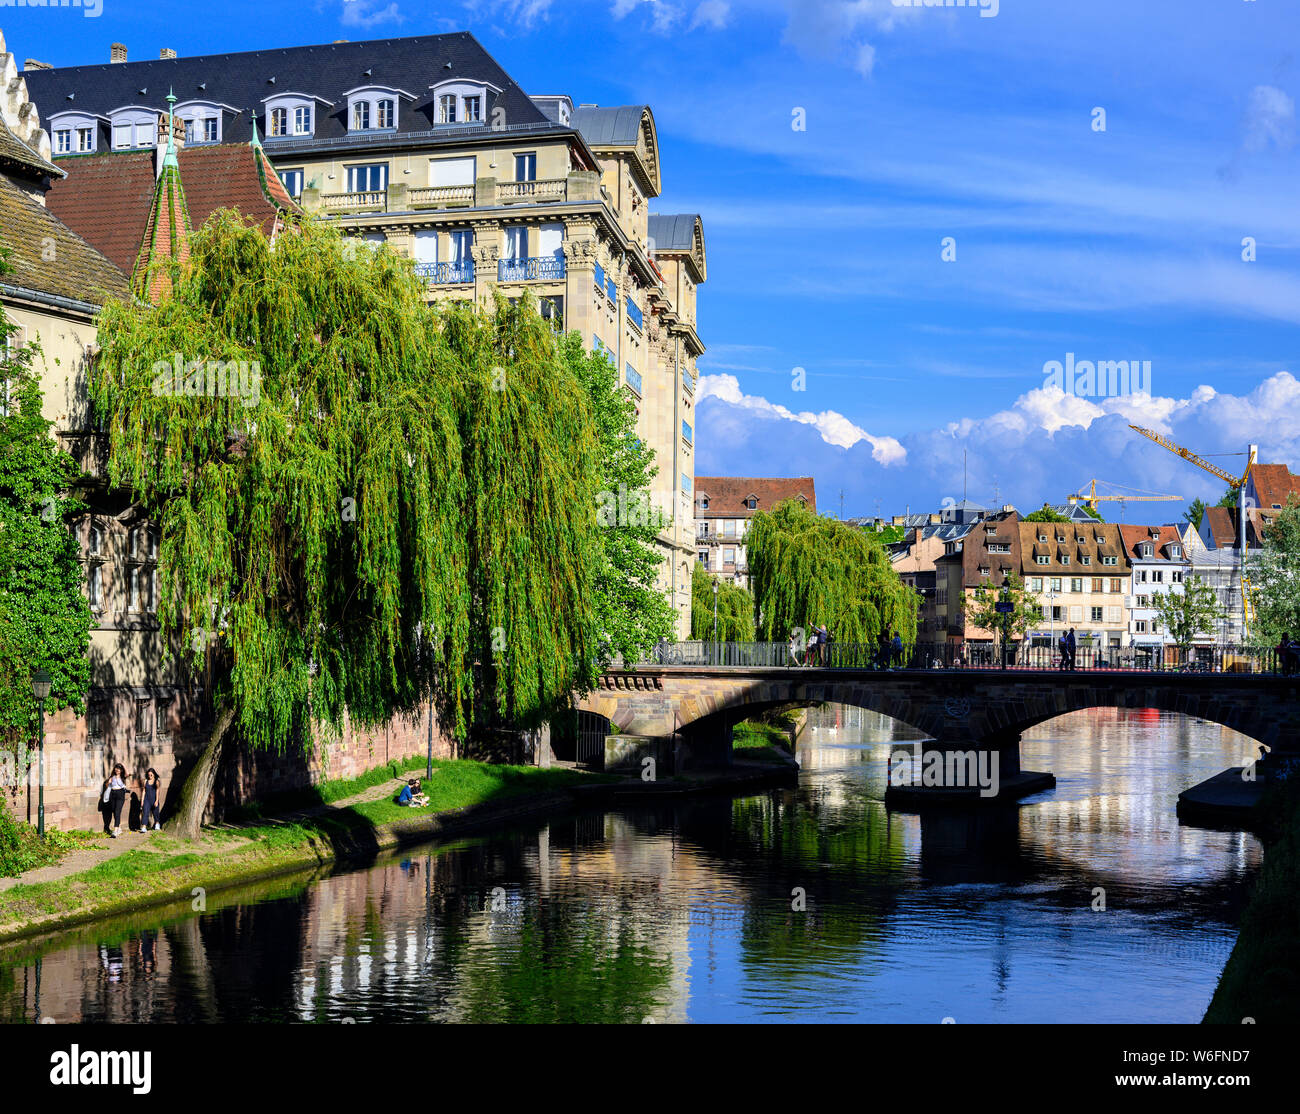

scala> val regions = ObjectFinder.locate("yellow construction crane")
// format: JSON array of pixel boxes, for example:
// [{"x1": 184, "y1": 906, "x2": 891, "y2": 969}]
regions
[
  {"x1": 1068, "y1": 479, "x2": 1182, "y2": 513},
  {"x1": 1129, "y1": 426, "x2": 1259, "y2": 635}
]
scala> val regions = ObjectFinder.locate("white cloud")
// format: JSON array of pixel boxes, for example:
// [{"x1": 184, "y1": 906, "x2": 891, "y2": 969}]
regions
[
  {"x1": 698, "y1": 373, "x2": 907, "y2": 464},
  {"x1": 1243, "y1": 85, "x2": 1296, "y2": 153},
  {"x1": 854, "y1": 42, "x2": 877, "y2": 78},
  {"x1": 340, "y1": 0, "x2": 404, "y2": 29},
  {"x1": 689, "y1": 0, "x2": 729, "y2": 30}
]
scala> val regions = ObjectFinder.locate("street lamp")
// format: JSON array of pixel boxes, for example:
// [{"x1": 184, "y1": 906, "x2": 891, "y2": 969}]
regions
[
  {"x1": 31, "y1": 670, "x2": 51, "y2": 838},
  {"x1": 712, "y1": 578, "x2": 719, "y2": 646}
]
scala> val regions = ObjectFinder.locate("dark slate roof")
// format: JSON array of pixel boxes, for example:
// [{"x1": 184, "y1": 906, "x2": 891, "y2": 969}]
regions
[
  {"x1": 0, "y1": 174, "x2": 129, "y2": 307},
  {"x1": 648, "y1": 213, "x2": 698, "y2": 252},
  {"x1": 571, "y1": 105, "x2": 646, "y2": 146},
  {"x1": 47, "y1": 143, "x2": 301, "y2": 275},
  {"x1": 23, "y1": 33, "x2": 554, "y2": 151}
]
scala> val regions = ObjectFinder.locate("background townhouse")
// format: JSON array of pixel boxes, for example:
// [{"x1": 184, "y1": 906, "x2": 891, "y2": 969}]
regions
[
  {"x1": 24, "y1": 32, "x2": 706, "y2": 637},
  {"x1": 693, "y1": 476, "x2": 816, "y2": 589},
  {"x1": 1017, "y1": 519, "x2": 1132, "y2": 656},
  {"x1": 1117, "y1": 524, "x2": 1190, "y2": 664},
  {"x1": 933, "y1": 508, "x2": 1023, "y2": 659}
]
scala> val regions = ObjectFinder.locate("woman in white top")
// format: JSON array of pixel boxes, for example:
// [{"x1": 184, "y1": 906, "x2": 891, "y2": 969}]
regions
[{"x1": 104, "y1": 763, "x2": 128, "y2": 838}]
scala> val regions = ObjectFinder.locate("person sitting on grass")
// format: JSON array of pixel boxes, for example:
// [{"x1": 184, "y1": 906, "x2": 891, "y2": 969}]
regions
[{"x1": 397, "y1": 779, "x2": 429, "y2": 807}]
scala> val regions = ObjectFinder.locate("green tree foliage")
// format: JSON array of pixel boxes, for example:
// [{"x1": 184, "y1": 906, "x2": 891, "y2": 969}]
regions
[
  {"x1": 1249, "y1": 496, "x2": 1300, "y2": 646},
  {"x1": 1155, "y1": 575, "x2": 1222, "y2": 651},
  {"x1": 573, "y1": 336, "x2": 674, "y2": 660},
  {"x1": 1184, "y1": 497, "x2": 1208, "y2": 532},
  {"x1": 0, "y1": 297, "x2": 92, "y2": 756},
  {"x1": 689, "y1": 561, "x2": 755, "y2": 641},
  {"x1": 968, "y1": 573, "x2": 1042, "y2": 660},
  {"x1": 1216, "y1": 486, "x2": 1239, "y2": 510},
  {"x1": 91, "y1": 213, "x2": 605, "y2": 835},
  {"x1": 1024, "y1": 503, "x2": 1068, "y2": 522},
  {"x1": 747, "y1": 500, "x2": 917, "y2": 645}
]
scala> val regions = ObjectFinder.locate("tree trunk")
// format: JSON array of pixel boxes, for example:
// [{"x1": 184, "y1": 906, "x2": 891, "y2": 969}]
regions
[{"x1": 170, "y1": 705, "x2": 235, "y2": 841}]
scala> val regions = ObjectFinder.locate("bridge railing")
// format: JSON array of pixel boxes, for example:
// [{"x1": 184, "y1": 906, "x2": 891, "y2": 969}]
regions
[{"x1": 637, "y1": 640, "x2": 1287, "y2": 674}]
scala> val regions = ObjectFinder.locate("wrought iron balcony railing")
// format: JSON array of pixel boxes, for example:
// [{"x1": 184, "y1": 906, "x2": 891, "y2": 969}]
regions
[
  {"x1": 415, "y1": 260, "x2": 474, "y2": 284},
  {"x1": 498, "y1": 256, "x2": 566, "y2": 282}
]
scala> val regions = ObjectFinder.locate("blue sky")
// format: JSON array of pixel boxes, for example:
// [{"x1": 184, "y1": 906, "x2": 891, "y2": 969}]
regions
[{"x1": 6, "y1": 0, "x2": 1299, "y2": 519}]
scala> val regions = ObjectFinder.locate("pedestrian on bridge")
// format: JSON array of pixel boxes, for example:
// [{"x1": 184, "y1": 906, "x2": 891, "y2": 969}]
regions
[{"x1": 1065, "y1": 628, "x2": 1077, "y2": 671}]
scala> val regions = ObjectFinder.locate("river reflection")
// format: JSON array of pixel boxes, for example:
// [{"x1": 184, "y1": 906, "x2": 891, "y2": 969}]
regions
[{"x1": 0, "y1": 707, "x2": 1261, "y2": 1023}]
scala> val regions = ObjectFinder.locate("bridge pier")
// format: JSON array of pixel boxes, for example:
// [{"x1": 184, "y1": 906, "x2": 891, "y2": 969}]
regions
[{"x1": 883, "y1": 730, "x2": 1055, "y2": 809}]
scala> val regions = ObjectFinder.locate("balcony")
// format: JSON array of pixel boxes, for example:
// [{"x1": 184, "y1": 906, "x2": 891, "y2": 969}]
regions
[
  {"x1": 319, "y1": 190, "x2": 386, "y2": 214},
  {"x1": 415, "y1": 260, "x2": 474, "y2": 285},
  {"x1": 408, "y1": 184, "x2": 474, "y2": 209},
  {"x1": 626, "y1": 300, "x2": 644, "y2": 331},
  {"x1": 498, "y1": 256, "x2": 566, "y2": 282},
  {"x1": 498, "y1": 178, "x2": 567, "y2": 204}
]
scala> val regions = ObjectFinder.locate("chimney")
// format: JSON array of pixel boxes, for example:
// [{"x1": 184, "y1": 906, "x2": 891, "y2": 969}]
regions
[
  {"x1": 24, "y1": 59, "x2": 53, "y2": 71},
  {"x1": 160, "y1": 48, "x2": 176, "y2": 60},
  {"x1": 110, "y1": 43, "x2": 128, "y2": 64}
]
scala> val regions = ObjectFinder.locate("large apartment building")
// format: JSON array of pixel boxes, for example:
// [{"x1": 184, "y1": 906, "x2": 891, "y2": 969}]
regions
[
  {"x1": 25, "y1": 32, "x2": 706, "y2": 636},
  {"x1": 693, "y1": 476, "x2": 816, "y2": 587},
  {"x1": 1017, "y1": 520, "x2": 1131, "y2": 652}
]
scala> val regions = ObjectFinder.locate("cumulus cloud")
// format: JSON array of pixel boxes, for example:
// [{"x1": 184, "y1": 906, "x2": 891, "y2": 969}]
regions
[
  {"x1": 698, "y1": 374, "x2": 907, "y2": 464},
  {"x1": 689, "y1": 0, "x2": 729, "y2": 30},
  {"x1": 697, "y1": 371, "x2": 1300, "y2": 518}
]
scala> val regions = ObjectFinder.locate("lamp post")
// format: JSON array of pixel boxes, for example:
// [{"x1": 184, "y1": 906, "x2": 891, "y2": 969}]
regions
[
  {"x1": 31, "y1": 670, "x2": 51, "y2": 838},
  {"x1": 712, "y1": 578, "x2": 719, "y2": 647}
]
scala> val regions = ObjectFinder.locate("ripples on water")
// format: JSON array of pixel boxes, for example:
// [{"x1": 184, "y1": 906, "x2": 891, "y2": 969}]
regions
[{"x1": 0, "y1": 707, "x2": 1261, "y2": 1024}]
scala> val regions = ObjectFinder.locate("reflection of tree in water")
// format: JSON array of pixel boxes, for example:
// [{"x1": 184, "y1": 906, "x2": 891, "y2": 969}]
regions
[
  {"x1": 711, "y1": 792, "x2": 908, "y2": 976},
  {"x1": 446, "y1": 910, "x2": 672, "y2": 1024}
]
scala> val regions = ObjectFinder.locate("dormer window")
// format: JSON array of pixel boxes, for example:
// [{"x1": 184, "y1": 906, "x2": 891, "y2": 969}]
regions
[
  {"x1": 261, "y1": 93, "x2": 327, "y2": 140},
  {"x1": 172, "y1": 100, "x2": 235, "y2": 146},
  {"x1": 51, "y1": 110, "x2": 105, "y2": 155},
  {"x1": 1038, "y1": 533, "x2": 1048, "y2": 543},
  {"x1": 429, "y1": 79, "x2": 500, "y2": 127},
  {"x1": 344, "y1": 86, "x2": 412, "y2": 133},
  {"x1": 1140, "y1": 544, "x2": 1153, "y2": 557},
  {"x1": 700, "y1": 497, "x2": 709, "y2": 510},
  {"x1": 745, "y1": 497, "x2": 757, "y2": 509},
  {"x1": 1169, "y1": 545, "x2": 1181, "y2": 557},
  {"x1": 108, "y1": 106, "x2": 157, "y2": 150}
]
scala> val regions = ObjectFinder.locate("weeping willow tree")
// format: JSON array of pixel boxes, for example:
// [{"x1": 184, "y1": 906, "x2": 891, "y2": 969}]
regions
[
  {"x1": 747, "y1": 499, "x2": 917, "y2": 645},
  {"x1": 563, "y1": 333, "x2": 674, "y2": 662},
  {"x1": 690, "y1": 561, "x2": 755, "y2": 641},
  {"x1": 92, "y1": 212, "x2": 602, "y2": 837}
]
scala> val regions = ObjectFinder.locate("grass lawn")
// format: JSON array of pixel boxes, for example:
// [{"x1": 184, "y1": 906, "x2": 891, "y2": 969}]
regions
[
  {"x1": 345, "y1": 759, "x2": 615, "y2": 825},
  {"x1": 732, "y1": 722, "x2": 793, "y2": 763}
]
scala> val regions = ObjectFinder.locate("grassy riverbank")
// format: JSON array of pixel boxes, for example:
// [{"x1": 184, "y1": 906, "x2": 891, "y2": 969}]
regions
[
  {"x1": 732, "y1": 721, "x2": 795, "y2": 763},
  {"x1": 1204, "y1": 783, "x2": 1300, "y2": 1024},
  {"x1": 0, "y1": 756, "x2": 614, "y2": 943}
]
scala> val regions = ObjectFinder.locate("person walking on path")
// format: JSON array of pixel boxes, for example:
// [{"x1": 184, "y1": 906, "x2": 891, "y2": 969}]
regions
[
  {"x1": 891, "y1": 631, "x2": 903, "y2": 670},
  {"x1": 104, "y1": 763, "x2": 128, "y2": 838},
  {"x1": 1057, "y1": 632, "x2": 1069, "y2": 672},
  {"x1": 138, "y1": 768, "x2": 162, "y2": 832},
  {"x1": 1065, "y1": 628, "x2": 1077, "y2": 672},
  {"x1": 788, "y1": 630, "x2": 803, "y2": 667}
]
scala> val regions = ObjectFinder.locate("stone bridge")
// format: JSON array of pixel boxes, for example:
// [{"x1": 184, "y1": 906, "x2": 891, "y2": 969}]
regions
[{"x1": 578, "y1": 666, "x2": 1300, "y2": 801}]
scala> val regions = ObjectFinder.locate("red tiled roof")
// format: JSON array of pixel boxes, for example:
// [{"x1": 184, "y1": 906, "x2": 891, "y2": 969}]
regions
[
  {"x1": 1250, "y1": 463, "x2": 1300, "y2": 512},
  {"x1": 1200, "y1": 505, "x2": 1267, "y2": 549},
  {"x1": 1117, "y1": 523, "x2": 1186, "y2": 560},
  {"x1": 45, "y1": 144, "x2": 300, "y2": 276},
  {"x1": 694, "y1": 476, "x2": 816, "y2": 517}
]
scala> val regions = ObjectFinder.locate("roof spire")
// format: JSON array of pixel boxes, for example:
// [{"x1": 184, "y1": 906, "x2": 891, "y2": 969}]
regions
[
  {"x1": 162, "y1": 87, "x2": 178, "y2": 169},
  {"x1": 250, "y1": 112, "x2": 262, "y2": 149}
]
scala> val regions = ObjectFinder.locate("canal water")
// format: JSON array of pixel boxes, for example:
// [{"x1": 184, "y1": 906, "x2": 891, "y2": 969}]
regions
[{"x1": 0, "y1": 707, "x2": 1261, "y2": 1023}]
